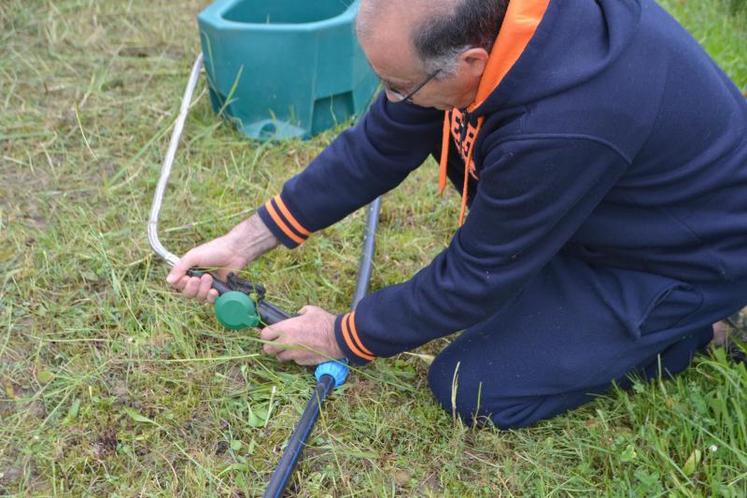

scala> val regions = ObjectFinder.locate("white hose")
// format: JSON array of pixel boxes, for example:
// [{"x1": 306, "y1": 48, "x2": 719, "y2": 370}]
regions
[{"x1": 147, "y1": 53, "x2": 204, "y2": 267}]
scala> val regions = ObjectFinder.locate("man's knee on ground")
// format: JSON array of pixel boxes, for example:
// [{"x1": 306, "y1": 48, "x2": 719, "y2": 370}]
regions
[{"x1": 427, "y1": 353, "x2": 556, "y2": 430}]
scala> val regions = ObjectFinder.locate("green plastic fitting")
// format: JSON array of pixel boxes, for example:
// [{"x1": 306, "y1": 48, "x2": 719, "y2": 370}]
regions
[{"x1": 214, "y1": 290, "x2": 260, "y2": 330}]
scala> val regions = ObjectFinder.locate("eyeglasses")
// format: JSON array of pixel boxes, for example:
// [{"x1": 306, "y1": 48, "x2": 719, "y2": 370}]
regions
[{"x1": 383, "y1": 69, "x2": 441, "y2": 103}]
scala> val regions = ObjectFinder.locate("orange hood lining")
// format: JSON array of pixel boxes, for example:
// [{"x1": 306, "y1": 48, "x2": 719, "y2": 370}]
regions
[{"x1": 468, "y1": 0, "x2": 552, "y2": 113}]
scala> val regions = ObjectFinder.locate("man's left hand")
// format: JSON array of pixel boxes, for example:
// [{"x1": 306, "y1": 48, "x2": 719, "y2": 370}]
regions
[{"x1": 260, "y1": 306, "x2": 344, "y2": 365}]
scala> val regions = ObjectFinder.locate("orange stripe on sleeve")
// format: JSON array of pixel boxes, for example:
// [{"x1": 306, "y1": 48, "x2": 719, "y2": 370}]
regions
[
  {"x1": 342, "y1": 313, "x2": 374, "y2": 361},
  {"x1": 274, "y1": 196, "x2": 311, "y2": 236},
  {"x1": 348, "y1": 312, "x2": 375, "y2": 357},
  {"x1": 265, "y1": 200, "x2": 305, "y2": 245}
]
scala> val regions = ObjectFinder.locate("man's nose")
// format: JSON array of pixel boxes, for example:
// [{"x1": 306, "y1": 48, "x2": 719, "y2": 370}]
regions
[{"x1": 383, "y1": 88, "x2": 401, "y2": 102}]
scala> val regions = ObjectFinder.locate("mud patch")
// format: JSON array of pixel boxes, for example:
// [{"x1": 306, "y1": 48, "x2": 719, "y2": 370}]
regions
[
  {"x1": 0, "y1": 465, "x2": 23, "y2": 493},
  {"x1": 92, "y1": 427, "x2": 118, "y2": 459}
]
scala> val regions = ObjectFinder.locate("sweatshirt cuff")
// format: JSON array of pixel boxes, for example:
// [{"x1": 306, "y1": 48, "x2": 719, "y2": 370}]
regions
[
  {"x1": 334, "y1": 312, "x2": 376, "y2": 365},
  {"x1": 257, "y1": 194, "x2": 312, "y2": 249}
]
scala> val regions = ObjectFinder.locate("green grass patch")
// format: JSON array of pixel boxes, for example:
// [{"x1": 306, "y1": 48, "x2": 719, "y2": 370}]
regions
[{"x1": 1, "y1": 0, "x2": 745, "y2": 495}]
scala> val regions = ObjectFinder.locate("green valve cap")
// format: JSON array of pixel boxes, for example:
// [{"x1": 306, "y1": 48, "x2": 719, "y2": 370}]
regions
[{"x1": 214, "y1": 291, "x2": 260, "y2": 330}]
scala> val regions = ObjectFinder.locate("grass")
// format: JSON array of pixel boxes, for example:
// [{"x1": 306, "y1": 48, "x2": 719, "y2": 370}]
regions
[{"x1": 1, "y1": 0, "x2": 746, "y2": 496}]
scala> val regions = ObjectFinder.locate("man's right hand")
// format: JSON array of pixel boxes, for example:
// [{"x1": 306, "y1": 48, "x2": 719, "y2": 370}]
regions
[{"x1": 166, "y1": 214, "x2": 280, "y2": 303}]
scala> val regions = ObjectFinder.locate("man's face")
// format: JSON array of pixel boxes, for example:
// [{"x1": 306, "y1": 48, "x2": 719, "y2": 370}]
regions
[{"x1": 358, "y1": 11, "x2": 488, "y2": 110}]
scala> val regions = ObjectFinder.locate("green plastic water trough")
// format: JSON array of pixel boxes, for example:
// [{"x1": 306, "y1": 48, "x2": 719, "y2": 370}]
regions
[{"x1": 197, "y1": 0, "x2": 379, "y2": 140}]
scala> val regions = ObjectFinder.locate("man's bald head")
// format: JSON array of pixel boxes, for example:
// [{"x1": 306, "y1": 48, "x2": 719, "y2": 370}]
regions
[
  {"x1": 356, "y1": 0, "x2": 508, "y2": 109},
  {"x1": 357, "y1": 0, "x2": 457, "y2": 42}
]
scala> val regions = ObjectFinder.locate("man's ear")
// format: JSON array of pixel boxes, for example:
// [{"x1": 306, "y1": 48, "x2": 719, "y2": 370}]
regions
[{"x1": 460, "y1": 47, "x2": 489, "y2": 78}]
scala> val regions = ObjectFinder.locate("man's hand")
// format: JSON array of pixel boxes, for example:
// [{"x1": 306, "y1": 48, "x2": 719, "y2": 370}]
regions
[
  {"x1": 261, "y1": 306, "x2": 344, "y2": 366},
  {"x1": 166, "y1": 214, "x2": 279, "y2": 303}
]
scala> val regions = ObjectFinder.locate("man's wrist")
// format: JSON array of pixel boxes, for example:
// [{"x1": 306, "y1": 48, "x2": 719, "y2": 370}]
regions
[{"x1": 228, "y1": 214, "x2": 279, "y2": 261}]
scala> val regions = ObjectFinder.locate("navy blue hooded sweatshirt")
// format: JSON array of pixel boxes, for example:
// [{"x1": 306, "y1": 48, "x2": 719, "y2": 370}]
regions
[{"x1": 258, "y1": 0, "x2": 747, "y2": 365}]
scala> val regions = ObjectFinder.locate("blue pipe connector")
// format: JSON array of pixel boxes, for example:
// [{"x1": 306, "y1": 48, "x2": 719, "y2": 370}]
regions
[{"x1": 314, "y1": 360, "x2": 349, "y2": 389}]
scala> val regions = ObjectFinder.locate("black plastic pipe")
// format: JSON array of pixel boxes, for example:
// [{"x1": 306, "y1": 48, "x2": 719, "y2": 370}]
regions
[
  {"x1": 263, "y1": 198, "x2": 382, "y2": 498},
  {"x1": 258, "y1": 300, "x2": 293, "y2": 326},
  {"x1": 352, "y1": 197, "x2": 381, "y2": 307},
  {"x1": 263, "y1": 374, "x2": 336, "y2": 497}
]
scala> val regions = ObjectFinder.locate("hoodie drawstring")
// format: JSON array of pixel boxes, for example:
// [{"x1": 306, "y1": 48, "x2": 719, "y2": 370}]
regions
[
  {"x1": 438, "y1": 110, "x2": 451, "y2": 195},
  {"x1": 439, "y1": 110, "x2": 485, "y2": 226}
]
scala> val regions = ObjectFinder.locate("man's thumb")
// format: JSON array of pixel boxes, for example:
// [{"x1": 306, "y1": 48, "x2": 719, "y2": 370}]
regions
[{"x1": 166, "y1": 254, "x2": 193, "y2": 284}]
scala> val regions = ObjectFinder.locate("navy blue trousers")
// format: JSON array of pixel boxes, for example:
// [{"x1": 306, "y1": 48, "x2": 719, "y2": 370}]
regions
[{"x1": 427, "y1": 254, "x2": 747, "y2": 429}]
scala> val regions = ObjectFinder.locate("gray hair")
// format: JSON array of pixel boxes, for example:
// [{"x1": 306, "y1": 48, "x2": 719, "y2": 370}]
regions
[{"x1": 413, "y1": 0, "x2": 509, "y2": 77}]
